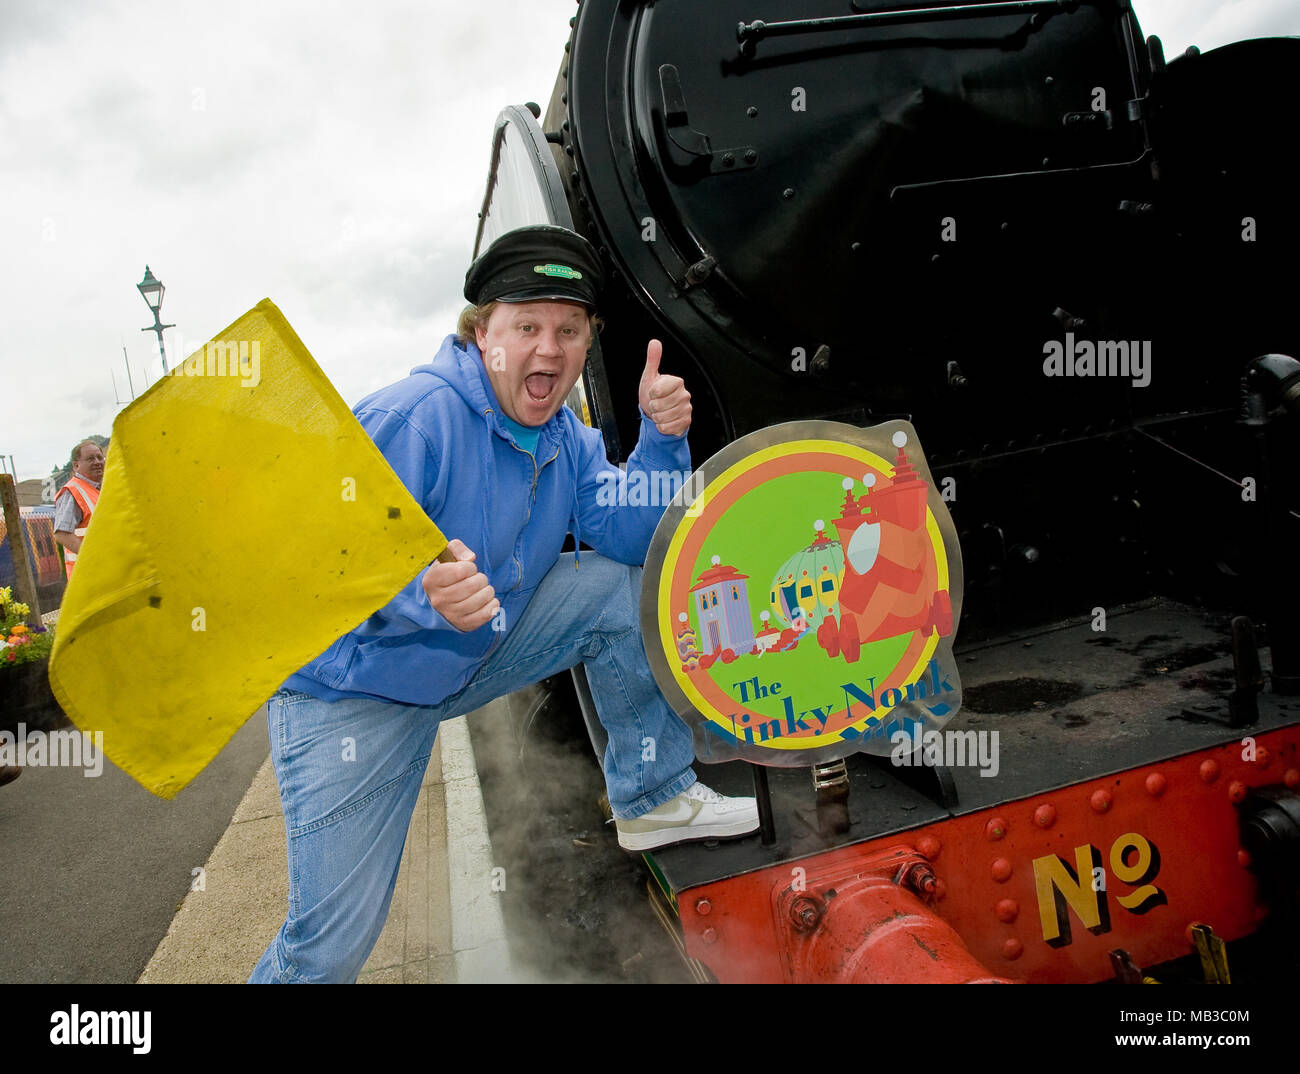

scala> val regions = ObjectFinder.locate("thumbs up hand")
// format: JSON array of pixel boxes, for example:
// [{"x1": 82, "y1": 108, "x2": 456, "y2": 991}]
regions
[{"x1": 638, "y1": 339, "x2": 692, "y2": 437}]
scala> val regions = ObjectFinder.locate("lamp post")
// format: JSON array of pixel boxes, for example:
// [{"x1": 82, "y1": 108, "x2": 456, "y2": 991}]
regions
[{"x1": 137, "y1": 265, "x2": 175, "y2": 373}]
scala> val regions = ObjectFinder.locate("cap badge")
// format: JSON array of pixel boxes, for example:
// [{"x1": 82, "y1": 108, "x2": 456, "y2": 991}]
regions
[{"x1": 533, "y1": 263, "x2": 583, "y2": 280}]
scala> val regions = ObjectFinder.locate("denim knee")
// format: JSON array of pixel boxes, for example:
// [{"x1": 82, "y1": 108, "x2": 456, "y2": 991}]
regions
[
  {"x1": 253, "y1": 691, "x2": 431, "y2": 983},
  {"x1": 579, "y1": 557, "x2": 642, "y2": 651}
]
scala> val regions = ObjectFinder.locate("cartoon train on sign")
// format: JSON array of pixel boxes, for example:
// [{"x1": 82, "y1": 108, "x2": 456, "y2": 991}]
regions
[
  {"x1": 680, "y1": 555, "x2": 808, "y2": 670},
  {"x1": 768, "y1": 522, "x2": 842, "y2": 633},
  {"x1": 676, "y1": 433, "x2": 953, "y2": 672}
]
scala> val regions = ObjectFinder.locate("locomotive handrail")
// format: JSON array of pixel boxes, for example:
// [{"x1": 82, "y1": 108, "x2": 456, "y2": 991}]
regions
[{"x1": 736, "y1": 0, "x2": 1081, "y2": 57}]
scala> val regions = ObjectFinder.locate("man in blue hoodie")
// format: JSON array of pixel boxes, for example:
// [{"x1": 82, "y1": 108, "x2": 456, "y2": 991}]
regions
[{"x1": 250, "y1": 225, "x2": 758, "y2": 983}]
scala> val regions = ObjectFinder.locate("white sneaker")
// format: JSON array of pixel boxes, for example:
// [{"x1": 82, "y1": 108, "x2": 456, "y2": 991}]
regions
[{"x1": 615, "y1": 780, "x2": 760, "y2": 852}]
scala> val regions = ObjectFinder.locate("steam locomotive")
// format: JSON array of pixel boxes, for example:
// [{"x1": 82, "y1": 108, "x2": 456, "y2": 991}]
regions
[{"x1": 474, "y1": 0, "x2": 1300, "y2": 983}]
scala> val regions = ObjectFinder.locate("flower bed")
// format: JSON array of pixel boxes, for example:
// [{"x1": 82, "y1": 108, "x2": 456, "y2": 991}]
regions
[{"x1": 0, "y1": 586, "x2": 67, "y2": 734}]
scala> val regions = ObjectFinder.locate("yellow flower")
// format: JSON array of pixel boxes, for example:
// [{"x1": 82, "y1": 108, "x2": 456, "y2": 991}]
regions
[{"x1": 13, "y1": 602, "x2": 30, "y2": 618}]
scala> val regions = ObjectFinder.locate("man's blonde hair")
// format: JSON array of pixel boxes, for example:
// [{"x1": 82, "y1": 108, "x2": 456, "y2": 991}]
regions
[{"x1": 456, "y1": 301, "x2": 500, "y2": 345}]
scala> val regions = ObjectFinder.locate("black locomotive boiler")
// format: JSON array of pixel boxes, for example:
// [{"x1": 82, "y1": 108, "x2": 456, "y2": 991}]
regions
[{"x1": 472, "y1": 0, "x2": 1300, "y2": 983}]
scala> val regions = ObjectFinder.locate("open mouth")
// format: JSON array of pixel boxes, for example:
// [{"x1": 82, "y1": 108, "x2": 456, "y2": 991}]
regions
[{"x1": 525, "y1": 372, "x2": 558, "y2": 401}]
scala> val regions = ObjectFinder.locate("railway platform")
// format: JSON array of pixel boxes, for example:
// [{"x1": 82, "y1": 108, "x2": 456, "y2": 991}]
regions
[{"x1": 136, "y1": 703, "x2": 515, "y2": 984}]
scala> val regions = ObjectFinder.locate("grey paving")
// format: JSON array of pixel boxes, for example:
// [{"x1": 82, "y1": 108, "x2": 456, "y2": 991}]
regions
[
  {"x1": 0, "y1": 712, "x2": 270, "y2": 983},
  {"x1": 139, "y1": 704, "x2": 513, "y2": 984}
]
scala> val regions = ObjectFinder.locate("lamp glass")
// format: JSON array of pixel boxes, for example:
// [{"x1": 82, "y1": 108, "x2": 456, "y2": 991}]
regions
[{"x1": 138, "y1": 270, "x2": 164, "y2": 312}]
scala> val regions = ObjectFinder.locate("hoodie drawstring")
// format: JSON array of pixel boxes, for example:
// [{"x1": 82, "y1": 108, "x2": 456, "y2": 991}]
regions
[{"x1": 563, "y1": 435, "x2": 581, "y2": 567}]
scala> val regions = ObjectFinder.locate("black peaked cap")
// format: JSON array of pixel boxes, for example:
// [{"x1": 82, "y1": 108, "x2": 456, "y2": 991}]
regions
[{"x1": 464, "y1": 224, "x2": 604, "y2": 308}]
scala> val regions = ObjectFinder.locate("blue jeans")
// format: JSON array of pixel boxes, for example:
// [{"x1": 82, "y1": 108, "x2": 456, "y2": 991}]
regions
[{"x1": 249, "y1": 552, "x2": 696, "y2": 983}]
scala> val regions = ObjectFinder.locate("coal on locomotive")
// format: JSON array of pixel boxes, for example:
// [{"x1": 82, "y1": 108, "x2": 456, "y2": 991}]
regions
[{"x1": 472, "y1": 0, "x2": 1300, "y2": 983}]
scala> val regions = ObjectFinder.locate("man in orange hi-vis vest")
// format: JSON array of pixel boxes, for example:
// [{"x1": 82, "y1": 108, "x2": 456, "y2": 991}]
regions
[{"x1": 53, "y1": 439, "x2": 105, "y2": 579}]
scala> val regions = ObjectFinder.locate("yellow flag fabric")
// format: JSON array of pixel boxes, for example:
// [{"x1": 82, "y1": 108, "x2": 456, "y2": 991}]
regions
[{"x1": 49, "y1": 299, "x2": 447, "y2": 798}]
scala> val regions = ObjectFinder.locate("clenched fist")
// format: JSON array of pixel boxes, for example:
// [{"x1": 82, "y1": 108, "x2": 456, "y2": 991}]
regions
[
  {"x1": 421, "y1": 538, "x2": 499, "y2": 631},
  {"x1": 638, "y1": 338, "x2": 692, "y2": 437}
]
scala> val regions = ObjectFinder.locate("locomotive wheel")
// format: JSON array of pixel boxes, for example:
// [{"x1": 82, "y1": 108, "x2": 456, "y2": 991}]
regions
[
  {"x1": 930, "y1": 591, "x2": 954, "y2": 637},
  {"x1": 817, "y1": 614, "x2": 841, "y2": 658},
  {"x1": 841, "y1": 614, "x2": 861, "y2": 665}
]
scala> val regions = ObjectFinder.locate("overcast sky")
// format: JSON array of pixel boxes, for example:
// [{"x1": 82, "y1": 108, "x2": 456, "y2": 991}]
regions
[{"x1": 2, "y1": 0, "x2": 1295, "y2": 483}]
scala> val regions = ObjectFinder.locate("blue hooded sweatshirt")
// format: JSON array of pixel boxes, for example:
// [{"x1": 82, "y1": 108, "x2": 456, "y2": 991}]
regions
[{"x1": 283, "y1": 334, "x2": 692, "y2": 705}]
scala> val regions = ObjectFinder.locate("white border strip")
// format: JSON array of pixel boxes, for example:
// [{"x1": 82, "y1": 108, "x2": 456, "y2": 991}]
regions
[{"x1": 439, "y1": 713, "x2": 514, "y2": 983}]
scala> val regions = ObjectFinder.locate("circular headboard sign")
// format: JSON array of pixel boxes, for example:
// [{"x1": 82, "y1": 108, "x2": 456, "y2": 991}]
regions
[{"x1": 642, "y1": 420, "x2": 964, "y2": 767}]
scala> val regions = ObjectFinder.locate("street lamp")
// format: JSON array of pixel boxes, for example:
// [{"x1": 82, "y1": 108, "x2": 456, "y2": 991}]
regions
[{"x1": 137, "y1": 265, "x2": 175, "y2": 373}]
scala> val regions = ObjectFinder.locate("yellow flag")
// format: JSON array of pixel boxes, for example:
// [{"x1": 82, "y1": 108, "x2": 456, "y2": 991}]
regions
[{"x1": 49, "y1": 299, "x2": 447, "y2": 798}]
